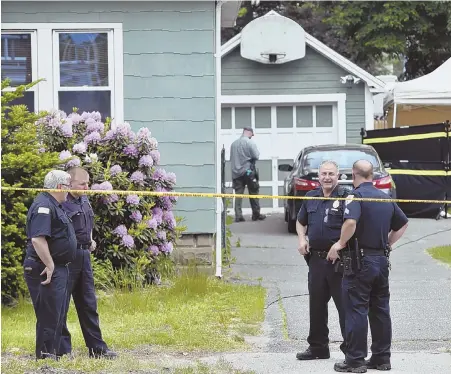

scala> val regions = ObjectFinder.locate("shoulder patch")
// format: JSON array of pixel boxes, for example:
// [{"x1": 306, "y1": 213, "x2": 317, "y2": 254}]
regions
[
  {"x1": 345, "y1": 195, "x2": 355, "y2": 206},
  {"x1": 37, "y1": 207, "x2": 50, "y2": 214}
]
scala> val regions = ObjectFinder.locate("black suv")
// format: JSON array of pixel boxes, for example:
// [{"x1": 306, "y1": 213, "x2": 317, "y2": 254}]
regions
[{"x1": 278, "y1": 144, "x2": 397, "y2": 233}]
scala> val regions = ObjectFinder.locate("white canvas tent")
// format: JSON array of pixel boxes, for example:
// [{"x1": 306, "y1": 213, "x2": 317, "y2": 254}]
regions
[{"x1": 384, "y1": 58, "x2": 451, "y2": 127}]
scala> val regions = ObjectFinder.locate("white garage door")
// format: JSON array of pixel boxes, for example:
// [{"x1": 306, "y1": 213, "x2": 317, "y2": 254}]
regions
[{"x1": 221, "y1": 95, "x2": 345, "y2": 215}]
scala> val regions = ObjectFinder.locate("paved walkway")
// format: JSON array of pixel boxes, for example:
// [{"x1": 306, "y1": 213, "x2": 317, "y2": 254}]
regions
[{"x1": 201, "y1": 215, "x2": 451, "y2": 373}]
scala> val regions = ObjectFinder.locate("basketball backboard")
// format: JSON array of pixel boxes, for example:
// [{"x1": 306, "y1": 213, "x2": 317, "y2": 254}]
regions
[{"x1": 240, "y1": 11, "x2": 306, "y2": 65}]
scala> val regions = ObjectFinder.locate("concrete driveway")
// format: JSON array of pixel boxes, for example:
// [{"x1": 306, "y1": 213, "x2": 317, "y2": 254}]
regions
[{"x1": 202, "y1": 215, "x2": 451, "y2": 373}]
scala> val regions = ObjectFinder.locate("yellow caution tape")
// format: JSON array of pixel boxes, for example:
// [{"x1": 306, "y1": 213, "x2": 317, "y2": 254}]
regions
[
  {"x1": 363, "y1": 132, "x2": 447, "y2": 144},
  {"x1": 1, "y1": 186, "x2": 450, "y2": 205},
  {"x1": 388, "y1": 169, "x2": 449, "y2": 176}
]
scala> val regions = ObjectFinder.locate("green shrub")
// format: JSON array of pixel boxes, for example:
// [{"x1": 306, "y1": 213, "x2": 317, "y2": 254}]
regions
[
  {"x1": 1, "y1": 79, "x2": 60, "y2": 305},
  {"x1": 35, "y1": 108, "x2": 186, "y2": 286}
]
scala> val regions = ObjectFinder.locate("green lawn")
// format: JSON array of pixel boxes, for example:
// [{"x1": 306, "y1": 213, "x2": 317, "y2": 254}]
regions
[
  {"x1": 1, "y1": 270, "x2": 266, "y2": 374},
  {"x1": 427, "y1": 245, "x2": 451, "y2": 266}
]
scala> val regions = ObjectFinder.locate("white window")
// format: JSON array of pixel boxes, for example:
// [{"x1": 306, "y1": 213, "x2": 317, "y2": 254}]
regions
[
  {"x1": 1, "y1": 31, "x2": 38, "y2": 111},
  {"x1": 1, "y1": 23, "x2": 124, "y2": 125}
]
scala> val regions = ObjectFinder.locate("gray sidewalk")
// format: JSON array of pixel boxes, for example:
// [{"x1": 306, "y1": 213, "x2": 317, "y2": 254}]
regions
[{"x1": 202, "y1": 215, "x2": 451, "y2": 373}]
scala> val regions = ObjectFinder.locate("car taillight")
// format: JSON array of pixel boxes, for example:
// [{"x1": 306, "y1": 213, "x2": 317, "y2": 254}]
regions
[
  {"x1": 373, "y1": 176, "x2": 392, "y2": 189},
  {"x1": 294, "y1": 178, "x2": 320, "y2": 191}
]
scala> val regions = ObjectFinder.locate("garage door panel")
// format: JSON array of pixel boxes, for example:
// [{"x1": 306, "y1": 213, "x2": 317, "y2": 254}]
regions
[
  {"x1": 278, "y1": 186, "x2": 286, "y2": 207},
  {"x1": 225, "y1": 160, "x2": 232, "y2": 182},
  {"x1": 256, "y1": 160, "x2": 272, "y2": 181},
  {"x1": 221, "y1": 134, "x2": 237, "y2": 159},
  {"x1": 221, "y1": 107, "x2": 232, "y2": 129},
  {"x1": 235, "y1": 107, "x2": 252, "y2": 129},
  {"x1": 296, "y1": 106, "x2": 313, "y2": 127},
  {"x1": 276, "y1": 106, "x2": 294, "y2": 128},
  {"x1": 274, "y1": 133, "x2": 315, "y2": 159},
  {"x1": 255, "y1": 106, "x2": 271, "y2": 128},
  {"x1": 252, "y1": 134, "x2": 273, "y2": 159},
  {"x1": 315, "y1": 132, "x2": 337, "y2": 145},
  {"x1": 316, "y1": 105, "x2": 333, "y2": 127}
]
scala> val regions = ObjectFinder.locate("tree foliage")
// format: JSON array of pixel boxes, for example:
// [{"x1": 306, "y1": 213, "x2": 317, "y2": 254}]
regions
[
  {"x1": 321, "y1": 1, "x2": 451, "y2": 80},
  {"x1": 1, "y1": 80, "x2": 61, "y2": 305},
  {"x1": 222, "y1": 1, "x2": 451, "y2": 79}
]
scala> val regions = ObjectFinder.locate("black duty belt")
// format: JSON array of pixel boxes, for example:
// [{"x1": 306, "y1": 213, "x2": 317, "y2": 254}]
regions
[
  {"x1": 310, "y1": 250, "x2": 329, "y2": 259},
  {"x1": 77, "y1": 243, "x2": 91, "y2": 250},
  {"x1": 361, "y1": 248, "x2": 385, "y2": 256},
  {"x1": 26, "y1": 256, "x2": 71, "y2": 266}
]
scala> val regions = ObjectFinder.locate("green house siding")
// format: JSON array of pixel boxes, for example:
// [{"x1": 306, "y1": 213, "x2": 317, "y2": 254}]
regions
[
  {"x1": 222, "y1": 46, "x2": 365, "y2": 143},
  {"x1": 2, "y1": 1, "x2": 216, "y2": 234}
]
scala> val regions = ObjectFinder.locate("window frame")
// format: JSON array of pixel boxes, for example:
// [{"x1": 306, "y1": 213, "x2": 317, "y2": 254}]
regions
[
  {"x1": 1, "y1": 30, "x2": 38, "y2": 111},
  {"x1": 1, "y1": 23, "x2": 124, "y2": 127}
]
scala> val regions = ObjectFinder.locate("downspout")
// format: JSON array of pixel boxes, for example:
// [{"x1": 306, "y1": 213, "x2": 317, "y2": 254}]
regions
[{"x1": 215, "y1": 0, "x2": 223, "y2": 278}]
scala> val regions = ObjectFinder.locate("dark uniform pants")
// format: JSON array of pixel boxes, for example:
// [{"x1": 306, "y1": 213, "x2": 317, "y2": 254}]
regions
[
  {"x1": 24, "y1": 258, "x2": 71, "y2": 359},
  {"x1": 233, "y1": 174, "x2": 261, "y2": 218},
  {"x1": 342, "y1": 255, "x2": 391, "y2": 367},
  {"x1": 307, "y1": 252, "x2": 346, "y2": 354},
  {"x1": 59, "y1": 249, "x2": 107, "y2": 354}
]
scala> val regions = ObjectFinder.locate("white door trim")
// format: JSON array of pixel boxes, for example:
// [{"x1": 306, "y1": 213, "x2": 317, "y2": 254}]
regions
[{"x1": 222, "y1": 93, "x2": 347, "y2": 105}]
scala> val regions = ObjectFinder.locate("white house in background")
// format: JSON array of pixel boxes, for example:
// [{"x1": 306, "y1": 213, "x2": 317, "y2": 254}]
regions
[{"x1": 220, "y1": 10, "x2": 386, "y2": 215}]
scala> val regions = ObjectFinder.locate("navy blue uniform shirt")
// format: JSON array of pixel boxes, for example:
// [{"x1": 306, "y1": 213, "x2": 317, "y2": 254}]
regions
[
  {"x1": 61, "y1": 194, "x2": 94, "y2": 245},
  {"x1": 344, "y1": 182, "x2": 408, "y2": 249},
  {"x1": 297, "y1": 185, "x2": 348, "y2": 250},
  {"x1": 26, "y1": 192, "x2": 77, "y2": 264}
]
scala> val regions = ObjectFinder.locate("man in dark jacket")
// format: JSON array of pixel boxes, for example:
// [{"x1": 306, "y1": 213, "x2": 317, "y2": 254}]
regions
[{"x1": 59, "y1": 167, "x2": 117, "y2": 359}]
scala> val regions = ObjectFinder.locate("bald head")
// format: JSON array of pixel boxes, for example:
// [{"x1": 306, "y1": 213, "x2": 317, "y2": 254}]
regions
[
  {"x1": 67, "y1": 166, "x2": 88, "y2": 179},
  {"x1": 353, "y1": 160, "x2": 374, "y2": 180},
  {"x1": 67, "y1": 167, "x2": 90, "y2": 197}
]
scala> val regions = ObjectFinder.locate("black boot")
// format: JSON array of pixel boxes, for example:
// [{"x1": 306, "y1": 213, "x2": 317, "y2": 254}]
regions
[
  {"x1": 334, "y1": 360, "x2": 367, "y2": 373},
  {"x1": 252, "y1": 214, "x2": 266, "y2": 221},
  {"x1": 296, "y1": 347, "x2": 330, "y2": 360},
  {"x1": 365, "y1": 359, "x2": 391, "y2": 371}
]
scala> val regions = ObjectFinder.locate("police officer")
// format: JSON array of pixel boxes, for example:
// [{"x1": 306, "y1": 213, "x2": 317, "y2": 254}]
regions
[
  {"x1": 230, "y1": 127, "x2": 266, "y2": 222},
  {"x1": 295, "y1": 160, "x2": 348, "y2": 361},
  {"x1": 24, "y1": 170, "x2": 77, "y2": 360},
  {"x1": 327, "y1": 160, "x2": 409, "y2": 373},
  {"x1": 59, "y1": 166, "x2": 117, "y2": 359}
]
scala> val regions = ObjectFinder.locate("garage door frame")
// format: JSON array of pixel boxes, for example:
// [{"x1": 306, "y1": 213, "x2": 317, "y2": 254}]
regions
[{"x1": 221, "y1": 93, "x2": 347, "y2": 215}]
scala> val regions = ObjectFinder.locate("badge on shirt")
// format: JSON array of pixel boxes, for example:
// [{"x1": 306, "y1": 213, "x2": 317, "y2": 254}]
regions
[
  {"x1": 37, "y1": 207, "x2": 50, "y2": 214},
  {"x1": 332, "y1": 200, "x2": 339, "y2": 208},
  {"x1": 345, "y1": 195, "x2": 354, "y2": 206}
]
